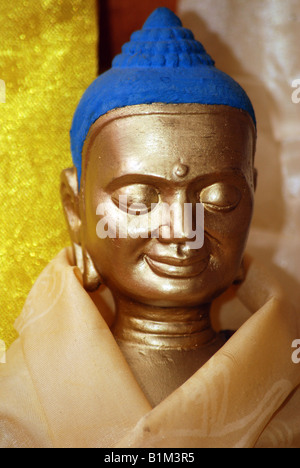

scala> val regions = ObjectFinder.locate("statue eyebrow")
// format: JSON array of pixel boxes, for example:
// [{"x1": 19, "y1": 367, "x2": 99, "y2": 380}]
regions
[
  {"x1": 104, "y1": 169, "x2": 248, "y2": 194},
  {"x1": 105, "y1": 174, "x2": 169, "y2": 192},
  {"x1": 187, "y1": 169, "x2": 248, "y2": 186}
]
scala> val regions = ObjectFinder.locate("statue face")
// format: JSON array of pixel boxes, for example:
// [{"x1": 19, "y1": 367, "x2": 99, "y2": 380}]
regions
[{"x1": 79, "y1": 104, "x2": 256, "y2": 307}]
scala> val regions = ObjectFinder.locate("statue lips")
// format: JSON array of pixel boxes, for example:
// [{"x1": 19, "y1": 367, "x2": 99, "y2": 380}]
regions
[{"x1": 144, "y1": 254, "x2": 210, "y2": 279}]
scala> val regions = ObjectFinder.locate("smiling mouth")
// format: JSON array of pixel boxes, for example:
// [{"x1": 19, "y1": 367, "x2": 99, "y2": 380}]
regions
[{"x1": 144, "y1": 254, "x2": 210, "y2": 279}]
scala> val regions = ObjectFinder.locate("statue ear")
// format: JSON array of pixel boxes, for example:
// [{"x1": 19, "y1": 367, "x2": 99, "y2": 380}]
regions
[
  {"x1": 60, "y1": 167, "x2": 81, "y2": 241},
  {"x1": 60, "y1": 167, "x2": 102, "y2": 291},
  {"x1": 60, "y1": 167, "x2": 84, "y2": 273}
]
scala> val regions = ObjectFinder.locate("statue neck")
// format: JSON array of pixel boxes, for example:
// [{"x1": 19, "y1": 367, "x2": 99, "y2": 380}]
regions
[{"x1": 112, "y1": 296, "x2": 216, "y2": 350}]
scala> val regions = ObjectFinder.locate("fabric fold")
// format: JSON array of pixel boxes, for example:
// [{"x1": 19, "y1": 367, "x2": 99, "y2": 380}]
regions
[
  {"x1": 0, "y1": 248, "x2": 299, "y2": 448},
  {"x1": 2, "y1": 249, "x2": 151, "y2": 448},
  {"x1": 117, "y1": 296, "x2": 300, "y2": 448}
]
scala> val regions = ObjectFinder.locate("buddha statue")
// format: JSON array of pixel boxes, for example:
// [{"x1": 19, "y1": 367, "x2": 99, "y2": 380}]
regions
[{"x1": 0, "y1": 8, "x2": 299, "y2": 449}]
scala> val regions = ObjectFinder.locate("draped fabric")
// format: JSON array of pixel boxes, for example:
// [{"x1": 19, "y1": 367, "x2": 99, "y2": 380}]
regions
[
  {"x1": 0, "y1": 0, "x2": 98, "y2": 346},
  {"x1": 0, "y1": 249, "x2": 299, "y2": 448}
]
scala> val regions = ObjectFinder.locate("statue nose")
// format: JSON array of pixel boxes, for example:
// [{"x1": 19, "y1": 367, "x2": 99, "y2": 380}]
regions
[
  {"x1": 157, "y1": 192, "x2": 199, "y2": 244},
  {"x1": 158, "y1": 224, "x2": 194, "y2": 244}
]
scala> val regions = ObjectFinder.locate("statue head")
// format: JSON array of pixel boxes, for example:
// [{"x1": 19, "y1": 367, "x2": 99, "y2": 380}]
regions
[{"x1": 61, "y1": 8, "x2": 257, "y2": 308}]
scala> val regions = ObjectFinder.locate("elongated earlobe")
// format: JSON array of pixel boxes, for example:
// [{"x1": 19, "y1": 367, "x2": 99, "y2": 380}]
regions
[
  {"x1": 82, "y1": 248, "x2": 102, "y2": 291},
  {"x1": 60, "y1": 167, "x2": 101, "y2": 291},
  {"x1": 60, "y1": 166, "x2": 82, "y2": 249}
]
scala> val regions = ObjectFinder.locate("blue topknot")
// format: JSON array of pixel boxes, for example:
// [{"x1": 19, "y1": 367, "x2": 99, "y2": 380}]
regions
[
  {"x1": 113, "y1": 7, "x2": 214, "y2": 69},
  {"x1": 143, "y1": 7, "x2": 182, "y2": 28},
  {"x1": 71, "y1": 7, "x2": 256, "y2": 186}
]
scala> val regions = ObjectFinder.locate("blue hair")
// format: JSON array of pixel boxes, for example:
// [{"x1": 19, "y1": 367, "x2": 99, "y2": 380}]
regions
[{"x1": 70, "y1": 7, "x2": 256, "y2": 186}]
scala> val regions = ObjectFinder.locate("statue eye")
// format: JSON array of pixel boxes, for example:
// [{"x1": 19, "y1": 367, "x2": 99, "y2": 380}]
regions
[
  {"x1": 200, "y1": 183, "x2": 241, "y2": 212},
  {"x1": 111, "y1": 184, "x2": 159, "y2": 215}
]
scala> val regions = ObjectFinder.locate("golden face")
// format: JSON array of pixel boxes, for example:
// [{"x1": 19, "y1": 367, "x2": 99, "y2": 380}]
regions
[{"x1": 77, "y1": 104, "x2": 256, "y2": 307}]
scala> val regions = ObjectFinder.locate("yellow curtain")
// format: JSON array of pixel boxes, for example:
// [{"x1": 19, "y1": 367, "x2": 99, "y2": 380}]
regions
[{"x1": 0, "y1": 0, "x2": 98, "y2": 346}]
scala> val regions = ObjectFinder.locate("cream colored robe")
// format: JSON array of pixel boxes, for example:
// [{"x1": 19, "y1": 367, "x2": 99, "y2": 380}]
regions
[{"x1": 0, "y1": 248, "x2": 299, "y2": 448}]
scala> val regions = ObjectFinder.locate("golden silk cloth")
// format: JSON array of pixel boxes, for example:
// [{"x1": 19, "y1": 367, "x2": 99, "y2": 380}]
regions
[
  {"x1": 0, "y1": 0, "x2": 98, "y2": 346},
  {"x1": 0, "y1": 249, "x2": 299, "y2": 448}
]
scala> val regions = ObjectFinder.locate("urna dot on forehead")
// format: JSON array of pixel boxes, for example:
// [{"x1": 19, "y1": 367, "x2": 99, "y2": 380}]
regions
[{"x1": 70, "y1": 7, "x2": 256, "y2": 186}]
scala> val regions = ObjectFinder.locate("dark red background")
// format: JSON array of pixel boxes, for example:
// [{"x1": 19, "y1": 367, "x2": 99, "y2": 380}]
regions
[{"x1": 98, "y1": 0, "x2": 178, "y2": 73}]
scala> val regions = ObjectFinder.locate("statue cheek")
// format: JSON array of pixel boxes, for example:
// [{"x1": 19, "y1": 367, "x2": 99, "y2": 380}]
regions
[{"x1": 203, "y1": 196, "x2": 253, "y2": 243}]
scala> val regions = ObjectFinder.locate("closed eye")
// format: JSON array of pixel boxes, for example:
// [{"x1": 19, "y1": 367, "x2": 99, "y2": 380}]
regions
[
  {"x1": 111, "y1": 184, "x2": 159, "y2": 215},
  {"x1": 199, "y1": 182, "x2": 241, "y2": 212}
]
